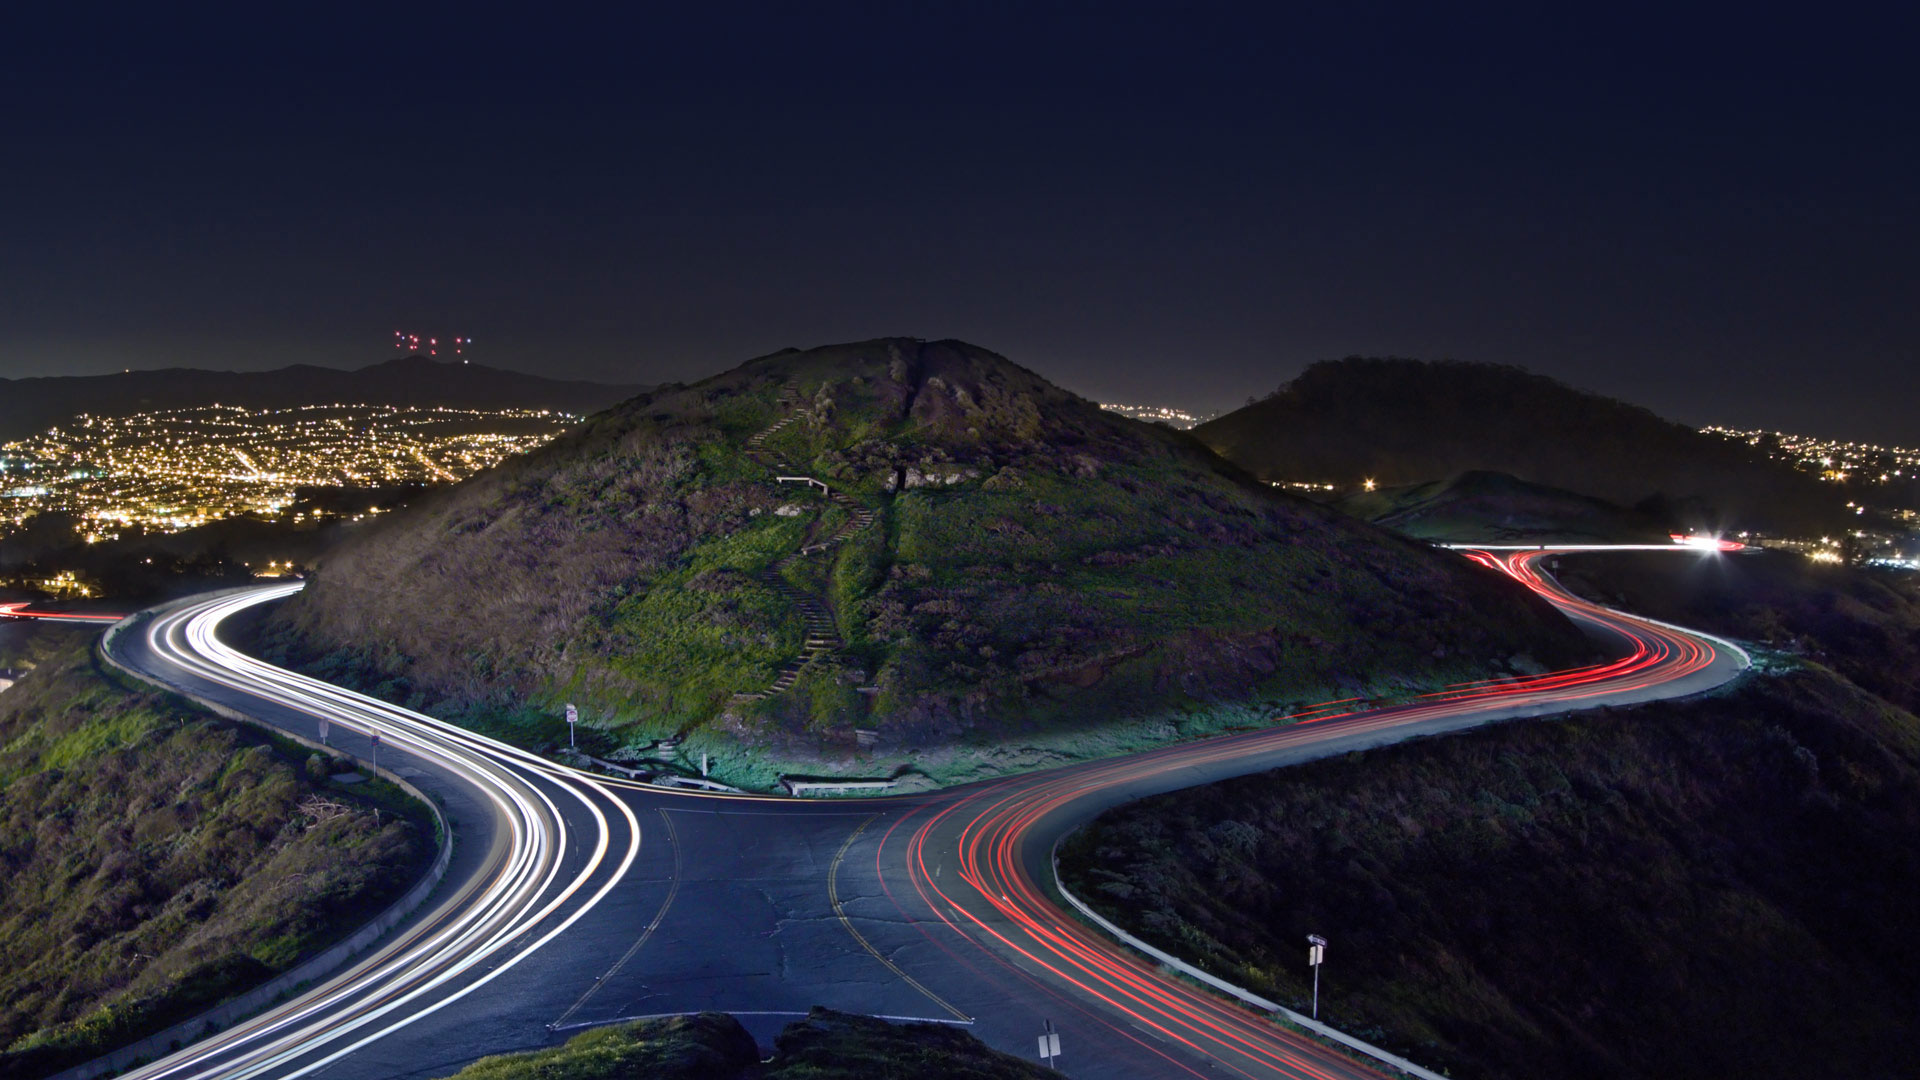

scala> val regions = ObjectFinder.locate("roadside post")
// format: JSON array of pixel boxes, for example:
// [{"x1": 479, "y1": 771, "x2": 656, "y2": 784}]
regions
[
  {"x1": 370, "y1": 729, "x2": 381, "y2": 775},
  {"x1": 1308, "y1": 934, "x2": 1328, "y2": 1019},
  {"x1": 565, "y1": 703, "x2": 578, "y2": 749},
  {"x1": 318, "y1": 716, "x2": 328, "y2": 746},
  {"x1": 1037, "y1": 1019, "x2": 1061, "y2": 1069}
]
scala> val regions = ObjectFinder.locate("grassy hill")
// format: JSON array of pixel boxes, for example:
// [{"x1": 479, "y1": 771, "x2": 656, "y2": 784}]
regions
[
  {"x1": 1061, "y1": 667, "x2": 1920, "y2": 1080},
  {"x1": 0, "y1": 628, "x2": 431, "y2": 1078},
  {"x1": 1197, "y1": 358, "x2": 1845, "y2": 535},
  {"x1": 258, "y1": 338, "x2": 1592, "y2": 788},
  {"x1": 440, "y1": 1008, "x2": 1055, "y2": 1080},
  {"x1": 1333, "y1": 470, "x2": 1669, "y2": 544}
]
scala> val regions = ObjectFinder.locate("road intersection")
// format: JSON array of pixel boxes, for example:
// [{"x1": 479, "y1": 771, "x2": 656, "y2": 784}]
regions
[{"x1": 63, "y1": 546, "x2": 1745, "y2": 1080}]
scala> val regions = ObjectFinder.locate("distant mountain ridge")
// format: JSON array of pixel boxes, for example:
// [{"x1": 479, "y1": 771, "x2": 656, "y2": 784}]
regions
[
  {"x1": 1196, "y1": 357, "x2": 1846, "y2": 534},
  {"x1": 0, "y1": 356, "x2": 644, "y2": 439}
]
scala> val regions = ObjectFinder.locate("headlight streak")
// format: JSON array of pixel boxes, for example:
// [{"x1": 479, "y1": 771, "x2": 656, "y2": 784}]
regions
[
  {"x1": 106, "y1": 544, "x2": 1745, "y2": 1080},
  {"x1": 871, "y1": 547, "x2": 1742, "y2": 1079},
  {"x1": 118, "y1": 586, "x2": 642, "y2": 1080}
]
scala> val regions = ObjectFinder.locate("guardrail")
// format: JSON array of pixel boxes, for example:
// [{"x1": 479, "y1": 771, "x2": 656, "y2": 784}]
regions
[
  {"x1": 780, "y1": 777, "x2": 899, "y2": 796},
  {"x1": 1049, "y1": 838, "x2": 1447, "y2": 1080}
]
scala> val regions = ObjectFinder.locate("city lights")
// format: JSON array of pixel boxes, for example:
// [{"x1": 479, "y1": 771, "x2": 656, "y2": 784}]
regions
[{"x1": 0, "y1": 403, "x2": 577, "y2": 540}]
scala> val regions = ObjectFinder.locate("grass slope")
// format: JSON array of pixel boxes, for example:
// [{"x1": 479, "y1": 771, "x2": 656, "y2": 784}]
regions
[
  {"x1": 1556, "y1": 548, "x2": 1920, "y2": 713},
  {"x1": 1061, "y1": 668, "x2": 1920, "y2": 1080},
  {"x1": 1334, "y1": 470, "x2": 1669, "y2": 544},
  {"x1": 1197, "y1": 357, "x2": 1845, "y2": 534},
  {"x1": 0, "y1": 629, "x2": 431, "y2": 1078},
  {"x1": 262, "y1": 339, "x2": 1591, "y2": 785},
  {"x1": 441, "y1": 1008, "x2": 1054, "y2": 1080}
]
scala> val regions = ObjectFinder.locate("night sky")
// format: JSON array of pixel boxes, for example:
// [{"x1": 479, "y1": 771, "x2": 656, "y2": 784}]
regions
[{"x1": 4, "y1": 6, "x2": 1915, "y2": 442}]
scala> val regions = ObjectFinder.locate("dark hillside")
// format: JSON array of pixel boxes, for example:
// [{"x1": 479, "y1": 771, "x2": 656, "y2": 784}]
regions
[
  {"x1": 1335, "y1": 470, "x2": 1668, "y2": 543},
  {"x1": 1557, "y1": 548, "x2": 1920, "y2": 714},
  {"x1": 263, "y1": 339, "x2": 1592, "y2": 785},
  {"x1": 1197, "y1": 358, "x2": 1844, "y2": 534},
  {"x1": 1062, "y1": 668, "x2": 1920, "y2": 1080},
  {"x1": 0, "y1": 631, "x2": 429, "y2": 1077}
]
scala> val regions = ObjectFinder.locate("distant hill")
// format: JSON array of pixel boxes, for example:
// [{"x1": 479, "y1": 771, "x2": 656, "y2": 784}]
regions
[
  {"x1": 1196, "y1": 358, "x2": 1846, "y2": 535},
  {"x1": 0, "y1": 356, "x2": 643, "y2": 439},
  {"x1": 261, "y1": 338, "x2": 1592, "y2": 786},
  {"x1": 1336, "y1": 470, "x2": 1669, "y2": 544}
]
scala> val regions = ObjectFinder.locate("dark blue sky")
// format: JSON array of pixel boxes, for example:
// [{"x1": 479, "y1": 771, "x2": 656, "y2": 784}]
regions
[{"x1": 3, "y1": 5, "x2": 1915, "y2": 441}]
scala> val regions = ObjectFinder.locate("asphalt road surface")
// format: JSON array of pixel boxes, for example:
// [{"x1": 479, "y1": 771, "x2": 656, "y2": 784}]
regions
[{"x1": 84, "y1": 546, "x2": 1746, "y2": 1080}]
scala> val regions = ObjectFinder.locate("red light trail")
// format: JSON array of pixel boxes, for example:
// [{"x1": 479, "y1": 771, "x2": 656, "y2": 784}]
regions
[{"x1": 868, "y1": 547, "x2": 1743, "y2": 1079}]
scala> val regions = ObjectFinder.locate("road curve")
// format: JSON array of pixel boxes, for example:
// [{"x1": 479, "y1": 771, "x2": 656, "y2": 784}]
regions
[
  {"x1": 850, "y1": 547, "x2": 1748, "y2": 1079},
  {"x1": 100, "y1": 587, "x2": 644, "y2": 1080},
  {"x1": 86, "y1": 546, "x2": 1747, "y2": 1079}
]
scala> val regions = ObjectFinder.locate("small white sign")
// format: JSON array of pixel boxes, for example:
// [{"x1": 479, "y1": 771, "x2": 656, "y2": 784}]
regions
[
  {"x1": 1038, "y1": 1032, "x2": 1061, "y2": 1059},
  {"x1": 1309, "y1": 944, "x2": 1325, "y2": 966},
  {"x1": 565, "y1": 704, "x2": 578, "y2": 725}
]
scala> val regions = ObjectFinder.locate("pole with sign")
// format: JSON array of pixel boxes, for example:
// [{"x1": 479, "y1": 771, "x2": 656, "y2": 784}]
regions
[
  {"x1": 1308, "y1": 935, "x2": 1327, "y2": 1019},
  {"x1": 565, "y1": 704, "x2": 578, "y2": 749},
  {"x1": 318, "y1": 717, "x2": 328, "y2": 746},
  {"x1": 1037, "y1": 1019, "x2": 1061, "y2": 1069},
  {"x1": 370, "y1": 729, "x2": 381, "y2": 776}
]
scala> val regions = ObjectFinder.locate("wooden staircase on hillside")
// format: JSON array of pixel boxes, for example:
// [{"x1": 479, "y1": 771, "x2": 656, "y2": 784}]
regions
[{"x1": 732, "y1": 380, "x2": 879, "y2": 703}]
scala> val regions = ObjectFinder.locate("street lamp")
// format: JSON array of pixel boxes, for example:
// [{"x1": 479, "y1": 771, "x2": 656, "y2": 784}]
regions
[{"x1": 1308, "y1": 935, "x2": 1328, "y2": 1020}]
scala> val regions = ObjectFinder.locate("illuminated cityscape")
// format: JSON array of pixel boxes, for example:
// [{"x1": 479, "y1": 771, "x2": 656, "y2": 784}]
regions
[
  {"x1": 1098, "y1": 402, "x2": 1218, "y2": 429},
  {"x1": 1703, "y1": 424, "x2": 1920, "y2": 484},
  {"x1": 0, "y1": 404, "x2": 575, "y2": 541}
]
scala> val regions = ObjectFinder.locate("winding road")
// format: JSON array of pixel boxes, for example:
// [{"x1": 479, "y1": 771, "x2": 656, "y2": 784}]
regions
[{"x1": 55, "y1": 545, "x2": 1744, "y2": 1080}]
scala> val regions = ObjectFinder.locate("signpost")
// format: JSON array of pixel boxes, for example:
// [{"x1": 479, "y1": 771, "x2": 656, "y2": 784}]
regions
[
  {"x1": 1037, "y1": 1019, "x2": 1061, "y2": 1069},
  {"x1": 318, "y1": 717, "x2": 328, "y2": 746},
  {"x1": 370, "y1": 729, "x2": 381, "y2": 775},
  {"x1": 1308, "y1": 934, "x2": 1328, "y2": 1019},
  {"x1": 565, "y1": 704, "x2": 578, "y2": 749}
]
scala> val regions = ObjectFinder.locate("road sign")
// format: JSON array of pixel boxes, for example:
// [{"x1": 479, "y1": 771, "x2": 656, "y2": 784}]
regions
[
  {"x1": 370, "y1": 730, "x2": 381, "y2": 774},
  {"x1": 1307, "y1": 934, "x2": 1327, "y2": 1019},
  {"x1": 565, "y1": 704, "x2": 578, "y2": 748},
  {"x1": 1037, "y1": 1020, "x2": 1061, "y2": 1068},
  {"x1": 318, "y1": 717, "x2": 329, "y2": 745}
]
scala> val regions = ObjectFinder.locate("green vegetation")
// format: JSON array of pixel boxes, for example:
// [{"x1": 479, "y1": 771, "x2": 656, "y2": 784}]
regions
[
  {"x1": 440, "y1": 1008, "x2": 1054, "y2": 1080},
  {"x1": 1198, "y1": 357, "x2": 1846, "y2": 534},
  {"x1": 261, "y1": 339, "x2": 1593, "y2": 786},
  {"x1": 1061, "y1": 668, "x2": 1920, "y2": 1080},
  {"x1": 0, "y1": 628, "x2": 431, "y2": 1078}
]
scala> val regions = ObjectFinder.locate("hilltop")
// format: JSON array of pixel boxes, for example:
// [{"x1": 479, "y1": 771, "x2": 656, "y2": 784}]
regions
[
  {"x1": 1196, "y1": 358, "x2": 1845, "y2": 534},
  {"x1": 260, "y1": 339, "x2": 1593, "y2": 786},
  {"x1": 0, "y1": 355, "x2": 641, "y2": 440}
]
